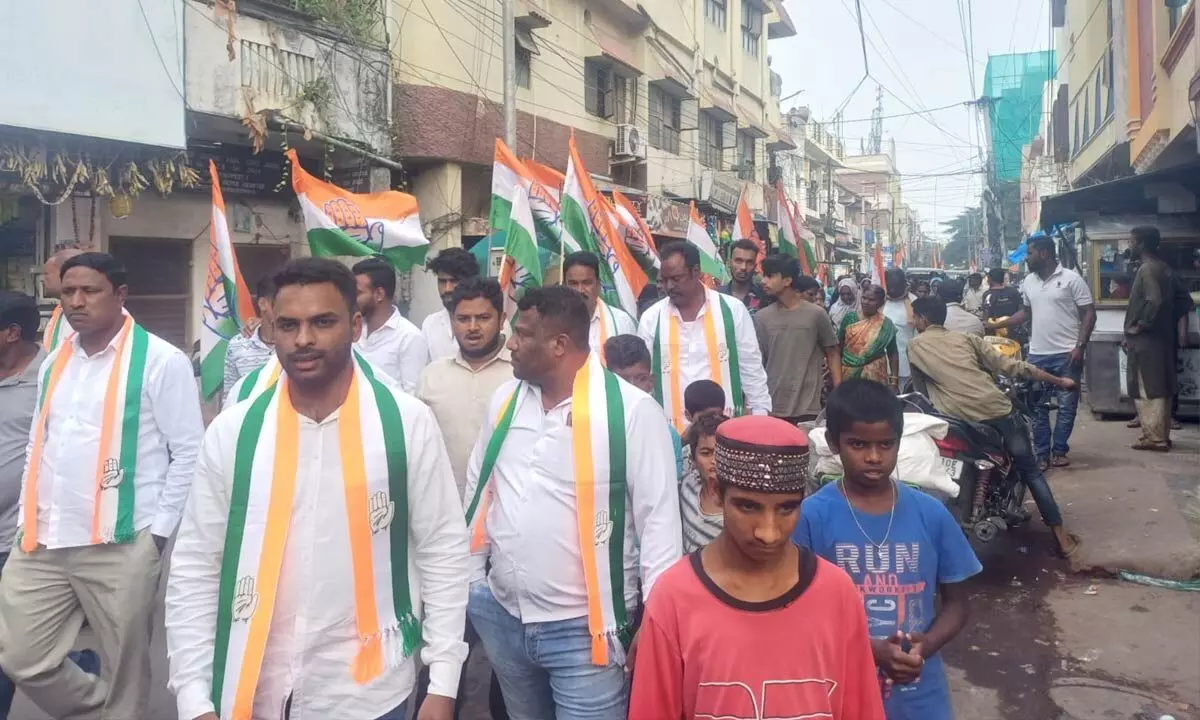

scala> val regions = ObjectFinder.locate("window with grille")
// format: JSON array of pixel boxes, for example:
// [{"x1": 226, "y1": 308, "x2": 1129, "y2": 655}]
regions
[
  {"x1": 705, "y1": 0, "x2": 727, "y2": 29},
  {"x1": 649, "y1": 85, "x2": 682, "y2": 154},
  {"x1": 699, "y1": 112, "x2": 723, "y2": 169},
  {"x1": 613, "y1": 74, "x2": 637, "y2": 125},
  {"x1": 741, "y1": 4, "x2": 762, "y2": 57},
  {"x1": 737, "y1": 132, "x2": 756, "y2": 181}
]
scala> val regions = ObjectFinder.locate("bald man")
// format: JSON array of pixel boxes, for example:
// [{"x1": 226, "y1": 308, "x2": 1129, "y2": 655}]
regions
[{"x1": 41, "y1": 246, "x2": 85, "y2": 351}]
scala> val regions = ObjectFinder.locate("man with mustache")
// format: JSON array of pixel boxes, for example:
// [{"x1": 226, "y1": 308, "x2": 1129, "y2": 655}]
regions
[
  {"x1": 463, "y1": 285, "x2": 680, "y2": 719},
  {"x1": 638, "y1": 242, "x2": 771, "y2": 432},
  {"x1": 423, "y1": 248, "x2": 482, "y2": 362},
  {"x1": 166, "y1": 258, "x2": 468, "y2": 720},
  {"x1": 562, "y1": 251, "x2": 637, "y2": 362},
  {"x1": 0, "y1": 252, "x2": 203, "y2": 719}
]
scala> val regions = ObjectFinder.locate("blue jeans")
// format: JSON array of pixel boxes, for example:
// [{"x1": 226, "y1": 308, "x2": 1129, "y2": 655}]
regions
[
  {"x1": 467, "y1": 582, "x2": 628, "y2": 720},
  {"x1": 982, "y1": 412, "x2": 1064, "y2": 526},
  {"x1": 1028, "y1": 352, "x2": 1082, "y2": 459},
  {"x1": 0, "y1": 552, "x2": 99, "y2": 720}
]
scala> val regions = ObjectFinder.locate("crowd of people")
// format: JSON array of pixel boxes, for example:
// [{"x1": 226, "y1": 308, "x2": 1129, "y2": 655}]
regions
[{"x1": 0, "y1": 227, "x2": 1161, "y2": 720}]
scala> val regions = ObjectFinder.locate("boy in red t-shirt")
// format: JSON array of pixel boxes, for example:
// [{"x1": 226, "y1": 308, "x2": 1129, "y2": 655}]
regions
[{"x1": 629, "y1": 415, "x2": 885, "y2": 720}]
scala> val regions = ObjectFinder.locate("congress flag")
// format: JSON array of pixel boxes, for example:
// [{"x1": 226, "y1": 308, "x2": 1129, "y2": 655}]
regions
[
  {"x1": 490, "y1": 140, "x2": 564, "y2": 256},
  {"x1": 561, "y1": 132, "x2": 644, "y2": 315},
  {"x1": 611, "y1": 189, "x2": 660, "y2": 279},
  {"x1": 200, "y1": 160, "x2": 257, "y2": 400},
  {"x1": 775, "y1": 182, "x2": 816, "y2": 274},
  {"x1": 287, "y1": 150, "x2": 429, "y2": 270},
  {"x1": 498, "y1": 183, "x2": 543, "y2": 322},
  {"x1": 687, "y1": 201, "x2": 729, "y2": 284}
]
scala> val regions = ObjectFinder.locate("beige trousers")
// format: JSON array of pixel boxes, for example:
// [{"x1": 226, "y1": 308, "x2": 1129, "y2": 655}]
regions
[
  {"x1": 1135, "y1": 367, "x2": 1172, "y2": 445},
  {"x1": 0, "y1": 530, "x2": 160, "y2": 720}
]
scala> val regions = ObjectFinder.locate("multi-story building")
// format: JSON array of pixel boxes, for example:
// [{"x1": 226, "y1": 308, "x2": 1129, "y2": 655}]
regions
[
  {"x1": 0, "y1": 0, "x2": 391, "y2": 348},
  {"x1": 837, "y1": 145, "x2": 903, "y2": 265},
  {"x1": 389, "y1": 0, "x2": 796, "y2": 318}
]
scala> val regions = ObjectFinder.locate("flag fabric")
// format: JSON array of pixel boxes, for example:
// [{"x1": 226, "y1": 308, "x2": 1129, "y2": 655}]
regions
[
  {"x1": 498, "y1": 184, "x2": 544, "y2": 323},
  {"x1": 732, "y1": 190, "x2": 764, "y2": 270},
  {"x1": 491, "y1": 140, "x2": 564, "y2": 257},
  {"x1": 774, "y1": 182, "x2": 817, "y2": 274},
  {"x1": 287, "y1": 150, "x2": 429, "y2": 270},
  {"x1": 561, "y1": 132, "x2": 644, "y2": 316},
  {"x1": 686, "y1": 202, "x2": 729, "y2": 284},
  {"x1": 200, "y1": 160, "x2": 257, "y2": 400},
  {"x1": 611, "y1": 190, "x2": 660, "y2": 280},
  {"x1": 871, "y1": 241, "x2": 886, "y2": 287}
]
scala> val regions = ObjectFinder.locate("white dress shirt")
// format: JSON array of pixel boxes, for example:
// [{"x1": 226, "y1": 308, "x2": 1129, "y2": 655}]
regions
[
  {"x1": 417, "y1": 346, "x2": 514, "y2": 497},
  {"x1": 422, "y1": 308, "x2": 458, "y2": 362},
  {"x1": 463, "y1": 373, "x2": 682, "y2": 622},
  {"x1": 637, "y1": 290, "x2": 772, "y2": 416},
  {"x1": 355, "y1": 306, "x2": 428, "y2": 393},
  {"x1": 167, "y1": 381, "x2": 469, "y2": 720},
  {"x1": 589, "y1": 301, "x2": 638, "y2": 354},
  {"x1": 25, "y1": 329, "x2": 203, "y2": 548}
]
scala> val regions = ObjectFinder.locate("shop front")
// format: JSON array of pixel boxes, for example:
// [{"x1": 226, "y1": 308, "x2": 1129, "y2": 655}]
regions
[{"x1": 1041, "y1": 168, "x2": 1200, "y2": 418}]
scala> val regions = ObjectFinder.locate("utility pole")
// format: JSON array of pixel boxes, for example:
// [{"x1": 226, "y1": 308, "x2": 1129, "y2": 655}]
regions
[{"x1": 502, "y1": 0, "x2": 517, "y2": 149}]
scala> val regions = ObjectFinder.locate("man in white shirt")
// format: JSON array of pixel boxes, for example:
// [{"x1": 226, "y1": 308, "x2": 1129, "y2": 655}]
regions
[
  {"x1": 166, "y1": 258, "x2": 468, "y2": 720},
  {"x1": 938, "y1": 279, "x2": 986, "y2": 336},
  {"x1": 562, "y1": 250, "x2": 637, "y2": 357},
  {"x1": 417, "y1": 277, "x2": 514, "y2": 497},
  {"x1": 422, "y1": 247, "x2": 481, "y2": 362},
  {"x1": 0, "y1": 252, "x2": 204, "y2": 720},
  {"x1": 963, "y1": 272, "x2": 986, "y2": 317},
  {"x1": 991, "y1": 235, "x2": 1095, "y2": 468},
  {"x1": 638, "y1": 242, "x2": 771, "y2": 431},
  {"x1": 353, "y1": 257, "x2": 428, "y2": 392},
  {"x1": 882, "y1": 267, "x2": 917, "y2": 391},
  {"x1": 463, "y1": 285, "x2": 681, "y2": 720}
]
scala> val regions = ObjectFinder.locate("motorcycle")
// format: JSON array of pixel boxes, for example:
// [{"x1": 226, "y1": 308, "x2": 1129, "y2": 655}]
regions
[{"x1": 900, "y1": 336, "x2": 1043, "y2": 543}]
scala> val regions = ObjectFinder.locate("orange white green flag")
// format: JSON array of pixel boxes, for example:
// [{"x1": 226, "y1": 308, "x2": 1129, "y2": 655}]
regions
[
  {"x1": 498, "y1": 183, "x2": 543, "y2": 322},
  {"x1": 775, "y1": 182, "x2": 815, "y2": 274},
  {"x1": 200, "y1": 160, "x2": 256, "y2": 400},
  {"x1": 686, "y1": 201, "x2": 729, "y2": 283},
  {"x1": 732, "y1": 190, "x2": 764, "y2": 270},
  {"x1": 287, "y1": 150, "x2": 429, "y2": 271},
  {"x1": 561, "y1": 132, "x2": 644, "y2": 316},
  {"x1": 490, "y1": 140, "x2": 563, "y2": 256},
  {"x1": 611, "y1": 189, "x2": 660, "y2": 280}
]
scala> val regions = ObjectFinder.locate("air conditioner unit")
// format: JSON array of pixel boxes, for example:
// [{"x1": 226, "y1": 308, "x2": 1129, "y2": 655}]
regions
[{"x1": 614, "y1": 124, "x2": 646, "y2": 158}]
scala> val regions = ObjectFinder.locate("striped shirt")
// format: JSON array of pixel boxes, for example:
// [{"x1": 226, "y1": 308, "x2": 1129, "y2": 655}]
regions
[
  {"x1": 679, "y1": 468, "x2": 723, "y2": 553},
  {"x1": 222, "y1": 328, "x2": 274, "y2": 405}
]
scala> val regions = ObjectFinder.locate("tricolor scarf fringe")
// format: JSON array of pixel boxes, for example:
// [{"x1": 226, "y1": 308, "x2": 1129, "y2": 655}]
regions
[
  {"x1": 211, "y1": 356, "x2": 419, "y2": 720},
  {"x1": 42, "y1": 305, "x2": 71, "y2": 353},
  {"x1": 233, "y1": 355, "x2": 282, "y2": 403},
  {"x1": 464, "y1": 355, "x2": 630, "y2": 666},
  {"x1": 594, "y1": 299, "x2": 626, "y2": 365},
  {"x1": 651, "y1": 290, "x2": 744, "y2": 433},
  {"x1": 22, "y1": 316, "x2": 148, "y2": 551}
]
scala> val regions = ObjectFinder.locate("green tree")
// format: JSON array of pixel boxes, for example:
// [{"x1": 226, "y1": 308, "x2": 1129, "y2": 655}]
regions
[{"x1": 940, "y1": 206, "x2": 983, "y2": 269}]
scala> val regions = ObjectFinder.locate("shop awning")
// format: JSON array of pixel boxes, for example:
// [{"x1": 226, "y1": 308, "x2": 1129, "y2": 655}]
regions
[{"x1": 1039, "y1": 165, "x2": 1200, "y2": 227}]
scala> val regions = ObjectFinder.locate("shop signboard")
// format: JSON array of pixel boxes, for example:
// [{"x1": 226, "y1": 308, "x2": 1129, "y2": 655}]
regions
[
  {"x1": 645, "y1": 195, "x2": 689, "y2": 238},
  {"x1": 188, "y1": 146, "x2": 323, "y2": 197}
]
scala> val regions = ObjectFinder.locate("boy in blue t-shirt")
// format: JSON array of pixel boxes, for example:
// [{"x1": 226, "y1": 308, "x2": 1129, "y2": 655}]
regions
[{"x1": 794, "y1": 379, "x2": 981, "y2": 720}]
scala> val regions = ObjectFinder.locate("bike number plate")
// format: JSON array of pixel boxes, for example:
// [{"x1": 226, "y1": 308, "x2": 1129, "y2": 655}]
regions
[{"x1": 941, "y1": 457, "x2": 964, "y2": 479}]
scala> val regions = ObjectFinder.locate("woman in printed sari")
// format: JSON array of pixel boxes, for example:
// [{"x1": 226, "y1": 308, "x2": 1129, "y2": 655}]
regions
[{"x1": 837, "y1": 285, "x2": 900, "y2": 390}]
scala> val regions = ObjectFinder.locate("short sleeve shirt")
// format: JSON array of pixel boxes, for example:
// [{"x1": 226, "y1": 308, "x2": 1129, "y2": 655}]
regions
[
  {"x1": 795, "y1": 482, "x2": 982, "y2": 720},
  {"x1": 1020, "y1": 266, "x2": 1094, "y2": 356}
]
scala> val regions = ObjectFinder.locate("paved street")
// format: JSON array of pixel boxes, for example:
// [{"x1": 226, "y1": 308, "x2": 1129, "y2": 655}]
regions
[{"x1": 9, "y1": 411, "x2": 1200, "y2": 720}]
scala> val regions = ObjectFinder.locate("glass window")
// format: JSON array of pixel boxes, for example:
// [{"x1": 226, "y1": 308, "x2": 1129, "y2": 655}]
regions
[
  {"x1": 584, "y1": 60, "x2": 613, "y2": 119},
  {"x1": 737, "y1": 132, "x2": 756, "y2": 180},
  {"x1": 516, "y1": 46, "x2": 531, "y2": 89},
  {"x1": 1094, "y1": 71, "x2": 1102, "y2": 131},
  {"x1": 1092, "y1": 236, "x2": 1134, "y2": 304},
  {"x1": 741, "y1": 4, "x2": 762, "y2": 57},
  {"x1": 699, "y1": 112, "x2": 723, "y2": 169},
  {"x1": 705, "y1": 0, "x2": 727, "y2": 29},
  {"x1": 648, "y1": 85, "x2": 681, "y2": 154}
]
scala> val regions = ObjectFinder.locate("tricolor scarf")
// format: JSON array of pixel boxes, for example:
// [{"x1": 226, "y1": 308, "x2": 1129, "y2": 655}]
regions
[
  {"x1": 22, "y1": 316, "x2": 148, "y2": 551},
  {"x1": 42, "y1": 305, "x2": 71, "y2": 353},
  {"x1": 593, "y1": 299, "x2": 626, "y2": 365},
  {"x1": 464, "y1": 355, "x2": 630, "y2": 666},
  {"x1": 211, "y1": 356, "x2": 419, "y2": 720},
  {"x1": 233, "y1": 355, "x2": 282, "y2": 403},
  {"x1": 650, "y1": 291, "x2": 744, "y2": 433}
]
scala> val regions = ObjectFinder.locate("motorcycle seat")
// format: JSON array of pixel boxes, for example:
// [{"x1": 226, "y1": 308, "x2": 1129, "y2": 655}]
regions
[{"x1": 941, "y1": 416, "x2": 1005, "y2": 451}]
